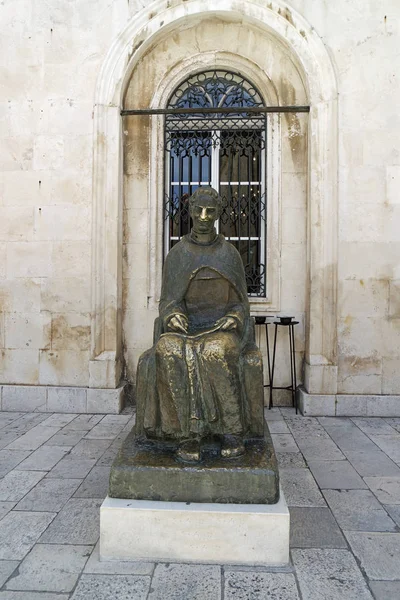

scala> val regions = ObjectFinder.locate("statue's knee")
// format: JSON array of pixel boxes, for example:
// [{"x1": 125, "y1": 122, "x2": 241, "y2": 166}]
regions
[
  {"x1": 155, "y1": 334, "x2": 183, "y2": 358},
  {"x1": 202, "y1": 335, "x2": 239, "y2": 360}
]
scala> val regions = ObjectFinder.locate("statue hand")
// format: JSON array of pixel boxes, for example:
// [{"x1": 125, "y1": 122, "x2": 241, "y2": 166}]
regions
[
  {"x1": 215, "y1": 316, "x2": 237, "y2": 331},
  {"x1": 168, "y1": 314, "x2": 189, "y2": 333}
]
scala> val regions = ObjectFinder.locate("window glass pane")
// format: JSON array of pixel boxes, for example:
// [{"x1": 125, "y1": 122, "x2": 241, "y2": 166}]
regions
[
  {"x1": 220, "y1": 185, "x2": 263, "y2": 239},
  {"x1": 165, "y1": 70, "x2": 267, "y2": 297},
  {"x1": 220, "y1": 131, "x2": 263, "y2": 183},
  {"x1": 229, "y1": 240, "x2": 264, "y2": 296}
]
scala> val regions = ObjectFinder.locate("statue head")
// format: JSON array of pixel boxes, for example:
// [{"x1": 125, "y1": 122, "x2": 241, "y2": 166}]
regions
[{"x1": 189, "y1": 187, "x2": 222, "y2": 235}]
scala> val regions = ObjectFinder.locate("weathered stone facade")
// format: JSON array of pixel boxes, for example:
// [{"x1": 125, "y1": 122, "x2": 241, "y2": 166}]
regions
[{"x1": 0, "y1": 0, "x2": 399, "y2": 414}]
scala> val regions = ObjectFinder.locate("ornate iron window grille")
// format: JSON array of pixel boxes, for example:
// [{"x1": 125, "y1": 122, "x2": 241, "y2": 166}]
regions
[{"x1": 164, "y1": 70, "x2": 267, "y2": 297}]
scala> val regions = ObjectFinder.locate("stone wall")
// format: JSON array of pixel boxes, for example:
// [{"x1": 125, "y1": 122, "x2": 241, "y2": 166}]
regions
[
  {"x1": 0, "y1": 0, "x2": 134, "y2": 389},
  {"x1": 0, "y1": 0, "x2": 399, "y2": 412}
]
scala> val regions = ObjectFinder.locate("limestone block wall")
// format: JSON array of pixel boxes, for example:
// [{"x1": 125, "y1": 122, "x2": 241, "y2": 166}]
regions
[
  {"x1": 287, "y1": 0, "x2": 400, "y2": 396},
  {"x1": 0, "y1": 0, "x2": 398, "y2": 411},
  {"x1": 0, "y1": 0, "x2": 132, "y2": 387}
]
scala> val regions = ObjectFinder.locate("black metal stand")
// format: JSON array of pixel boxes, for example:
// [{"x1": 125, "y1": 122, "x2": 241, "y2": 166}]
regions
[
  {"x1": 255, "y1": 319, "x2": 273, "y2": 407},
  {"x1": 270, "y1": 321, "x2": 299, "y2": 414},
  {"x1": 255, "y1": 318, "x2": 299, "y2": 413}
]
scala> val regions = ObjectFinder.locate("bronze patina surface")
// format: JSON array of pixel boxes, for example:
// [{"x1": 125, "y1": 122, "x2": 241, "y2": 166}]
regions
[
  {"x1": 109, "y1": 423, "x2": 279, "y2": 504},
  {"x1": 110, "y1": 187, "x2": 279, "y2": 503}
]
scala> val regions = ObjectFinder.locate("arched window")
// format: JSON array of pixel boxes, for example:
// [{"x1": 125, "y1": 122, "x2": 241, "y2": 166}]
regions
[{"x1": 164, "y1": 70, "x2": 267, "y2": 297}]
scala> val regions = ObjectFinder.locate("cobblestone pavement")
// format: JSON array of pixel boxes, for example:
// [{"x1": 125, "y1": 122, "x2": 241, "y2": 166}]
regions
[{"x1": 0, "y1": 406, "x2": 399, "y2": 599}]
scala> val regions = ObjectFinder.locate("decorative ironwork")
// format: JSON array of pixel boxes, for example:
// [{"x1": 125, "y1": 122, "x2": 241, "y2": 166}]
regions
[
  {"x1": 167, "y1": 70, "x2": 264, "y2": 114},
  {"x1": 164, "y1": 70, "x2": 267, "y2": 297}
]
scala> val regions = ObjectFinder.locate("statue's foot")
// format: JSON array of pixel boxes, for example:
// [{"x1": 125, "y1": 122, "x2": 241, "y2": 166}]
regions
[
  {"x1": 221, "y1": 434, "x2": 245, "y2": 458},
  {"x1": 176, "y1": 439, "x2": 201, "y2": 463}
]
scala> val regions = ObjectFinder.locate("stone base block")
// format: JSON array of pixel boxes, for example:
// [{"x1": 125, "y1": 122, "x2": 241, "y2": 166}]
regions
[
  {"x1": 299, "y1": 387, "x2": 400, "y2": 417},
  {"x1": 298, "y1": 387, "x2": 336, "y2": 416},
  {"x1": 109, "y1": 425, "x2": 279, "y2": 504},
  {"x1": 0, "y1": 384, "x2": 126, "y2": 414},
  {"x1": 87, "y1": 386, "x2": 125, "y2": 414},
  {"x1": 100, "y1": 489, "x2": 290, "y2": 566}
]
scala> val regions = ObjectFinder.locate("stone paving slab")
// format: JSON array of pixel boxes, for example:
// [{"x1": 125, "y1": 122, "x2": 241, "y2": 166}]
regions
[
  {"x1": 70, "y1": 439, "x2": 112, "y2": 461},
  {"x1": 40, "y1": 414, "x2": 78, "y2": 428},
  {"x1": 148, "y1": 564, "x2": 221, "y2": 600},
  {"x1": 5, "y1": 426, "x2": 61, "y2": 451},
  {"x1": 289, "y1": 507, "x2": 347, "y2": 548},
  {"x1": 5, "y1": 544, "x2": 92, "y2": 593},
  {"x1": 264, "y1": 408, "x2": 284, "y2": 420},
  {"x1": 224, "y1": 570, "x2": 300, "y2": 599},
  {"x1": 342, "y1": 449, "x2": 400, "y2": 477},
  {"x1": 324, "y1": 425, "x2": 377, "y2": 453},
  {"x1": 317, "y1": 417, "x2": 352, "y2": 427},
  {"x1": 0, "y1": 450, "x2": 31, "y2": 477},
  {"x1": 39, "y1": 498, "x2": 102, "y2": 545},
  {"x1": 351, "y1": 418, "x2": 397, "y2": 436},
  {"x1": 369, "y1": 581, "x2": 400, "y2": 599},
  {"x1": 16, "y1": 445, "x2": 70, "y2": 472},
  {"x1": 267, "y1": 421, "x2": 290, "y2": 434},
  {"x1": 307, "y1": 459, "x2": 367, "y2": 489},
  {"x1": 0, "y1": 560, "x2": 19, "y2": 587},
  {"x1": 345, "y1": 532, "x2": 400, "y2": 581},
  {"x1": 84, "y1": 415, "x2": 132, "y2": 440},
  {"x1": 0, "y1": 470, "x2": 46, "y2": 502},
  {"x1": 95, "y1": 446, "x2": 119, "y2": 467},
  {"x1": 276, "y1": 452, "x2": 306, "y2": 469},
  {"x1": 0, "y1": 501, "x2": 15, "y2": 520},
  {"x1": 63, "y1": 415, "x2": 103, "y2": 431},
  {"x1": 280, "y1": 468, "x2": 326, "y2": 507},
  {"x1": 280, "y1": 408, "x2": 302, "y2": 418},
  {"x1": 0, "y1": 511, "x2": 56, "y2": 560},
  {"x1": 369, "y1": 434, "x2": 400, "y2": 464},
  {"x1": 0, "y1": 593, "x2": 70, "y2": 599},
  {"x1": 0, "y1": 431, "x2": 22, "y2": 450},
  {"x1": 384, "y1": 504, "x2": 400, "y2": 526},
  {"x1": 73, "y1": 466, "x2": 110, "y2": 499},
  {"x1": 286, "y1": 423, "x2": 344, "y2": 461},
  {"x1": 70, "y1": 574, "x2": 151, "y2": 600},
  {"x1": 323, "y1": 489, "x2": 397, "y2": 532},
  {"x1": 384, "y1": 418, "x2": 400, "y2": 433},
  {"x1": 45, "y1": 456, "x2": 97, "y2": 479},
  {"x1": 286, "y1": 417, "x2": 327, "y2": 435},
  {"x1": 0, "y1": 413, "x2": 26, "y2": 429},
  {"x1": 84, "y1": 542, "x2": 154, "y2": 576},
  {"x1": 364, "y1": 476, "x2": 400, "y2": 504},
  {"x1": 5, "y1": 414, "x2": 49, "y2": 434},
  {"x1": 45, "y1": 430, "x2": 86, "y2": 447},
  {"x1": 15, "y1": 478, "x2": 82, "y2": 512},
  {"x1": 292, "y1": 548, "x2": 374, "y2": 599},
  {"x1": 271, "y1": 434, "x2": 299, "y2": 453}
]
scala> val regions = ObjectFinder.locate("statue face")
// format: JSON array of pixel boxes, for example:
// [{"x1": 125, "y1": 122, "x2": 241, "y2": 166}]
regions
[{"x1": 190, "y1": 196, "x2": 219, "y2": 234}]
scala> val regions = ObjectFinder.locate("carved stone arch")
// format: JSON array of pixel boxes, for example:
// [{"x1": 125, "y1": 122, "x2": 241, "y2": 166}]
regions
[{"x1": 89, "y1": 0, "x2": 338, "y2": 396}]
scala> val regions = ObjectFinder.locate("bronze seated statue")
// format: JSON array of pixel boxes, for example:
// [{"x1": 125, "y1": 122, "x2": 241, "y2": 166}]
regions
[{"x1": 135, "y1": 187, "x2": 265, "y2": 463}]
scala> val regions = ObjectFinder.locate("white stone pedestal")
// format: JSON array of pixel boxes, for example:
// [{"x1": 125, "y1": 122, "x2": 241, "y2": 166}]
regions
[{"x1": 100, "y1": 488, "x2": 290, "y2": 566}]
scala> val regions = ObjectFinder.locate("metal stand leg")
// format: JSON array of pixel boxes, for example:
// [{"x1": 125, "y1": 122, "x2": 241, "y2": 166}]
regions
[
  {"x1": 288, "y1": 324, "x2": 295, "y2": 408},
  {"x1": 265, "y1": 323, "x2": 272, "y2": 408},
  {"x1": 269, "y1": 324, "x2": 278, "y2": 409},
  {"x1": 290, "y1": 324, "x2": 298, "y2": 414}
]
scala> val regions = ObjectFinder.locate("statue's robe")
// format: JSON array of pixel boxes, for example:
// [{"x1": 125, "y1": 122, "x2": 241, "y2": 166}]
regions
[{"x1": 135, "y1": 234, "x2": 264, "y2": 441}]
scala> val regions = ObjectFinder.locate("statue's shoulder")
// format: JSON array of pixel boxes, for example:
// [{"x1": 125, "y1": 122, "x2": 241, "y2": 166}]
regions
[
  {"x1": 220, "y1": 235, "x2": 243, "y2": 261},
  {"x1": 165, "y1": 237, "x2": 187, "y2": 262}
]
